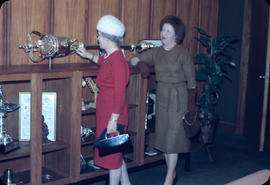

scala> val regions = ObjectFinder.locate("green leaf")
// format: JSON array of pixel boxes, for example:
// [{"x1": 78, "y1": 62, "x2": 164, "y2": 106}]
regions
[
  {"x1": 195, "y1": 37, "x2": 211, "y2": 53},
  {"x1": 229, "y1": 62, "x2": 236, "y2": 67},
  {"x1": 220, "y1": 73, "x2": 232, "y2": 81},
  {"x1": 196, "y1": 71, "x2": 208, "y2": 81},
  {"x1": 195, "y1": 53, "x2": 210, "y2": 65},
  {"x1": 194, "y1": 27, "x2": 239, "y2": 114},
  {"x1": 194, "y1": 27, "x2": 211, "y2": 38}
]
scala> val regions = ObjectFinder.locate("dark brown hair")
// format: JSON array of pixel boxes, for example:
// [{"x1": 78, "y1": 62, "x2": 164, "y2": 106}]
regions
[{"x1": 160, "y1": 15, "x2": 185, "y2": 44}]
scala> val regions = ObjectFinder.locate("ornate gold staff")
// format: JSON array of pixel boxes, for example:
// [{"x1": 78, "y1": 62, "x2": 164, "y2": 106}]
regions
[{"x1": 19, "y1": 31, "x2": 155, "y2": 68}]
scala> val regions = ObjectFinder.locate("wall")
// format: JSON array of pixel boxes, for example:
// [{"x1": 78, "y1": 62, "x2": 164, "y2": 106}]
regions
[
  {"x1": 215, "y1": 0, "x2": 244, "y2": 125},
  {"x1": 0, "y1": 0, "x2": 218, "y2": 66}
]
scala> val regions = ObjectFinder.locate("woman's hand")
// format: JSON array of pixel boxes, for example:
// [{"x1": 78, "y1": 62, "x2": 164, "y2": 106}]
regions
[
  {"x1": 107, "y1": 113, "x2": 120, "y2": 133},
  {"x1": 75, "y1": 47, "x2": 92, "y2": 59},
  {"x1": 107, "y1": 119, "x2": 117, "y2": 134}
]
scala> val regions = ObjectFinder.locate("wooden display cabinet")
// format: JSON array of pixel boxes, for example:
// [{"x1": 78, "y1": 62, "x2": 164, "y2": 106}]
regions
[
  {"x1": 0, "y1": 63, "x2": 163, "y2": 185},
  {"x1": 0, "y1": 64, "x2": 87, "y2": 185}
]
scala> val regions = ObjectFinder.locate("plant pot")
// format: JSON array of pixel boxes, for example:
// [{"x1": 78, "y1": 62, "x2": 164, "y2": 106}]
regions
[{"x1": 197, "y1": 113, "x2": 219, "y2": 145}]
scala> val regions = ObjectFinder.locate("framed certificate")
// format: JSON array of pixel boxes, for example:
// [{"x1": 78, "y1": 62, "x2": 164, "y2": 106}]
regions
[{"x1": 19, "y1": 92, "x2": 57, "y2": 141}]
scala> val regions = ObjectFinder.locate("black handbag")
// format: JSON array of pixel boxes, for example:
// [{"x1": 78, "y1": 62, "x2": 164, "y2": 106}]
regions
[
  {"x1": 94, "y1": 124, "x2": 131, "y2": 157},
  {"x1": 182, "y1": 112, "x2": 201, "y2": 139}
]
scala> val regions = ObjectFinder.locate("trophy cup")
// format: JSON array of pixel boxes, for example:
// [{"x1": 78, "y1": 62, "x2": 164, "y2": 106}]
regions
[
  {"x1": 81, "y1": 125, "x2": 95, "y2": 142},
  {"x1": 0, "y1": 85, "x2": 20, "y2": 154},
  {"x1": 19, "y1": 31, "x2": 155, "y2": 68},
  {"x1": 2, "y1": 168, "x2": 16, "y2": 185},
  {"x1": 81, "y1": 77, "x2": 99, "y2": 110}
]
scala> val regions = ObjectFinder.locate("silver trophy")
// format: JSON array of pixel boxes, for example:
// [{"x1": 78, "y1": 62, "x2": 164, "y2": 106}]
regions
[
  {"x1": 19, "y1": 31, "x2": 84, "y2": 69},
  {"x1": 0, "y1": 85, "x2": 20, "y2": 154},
  {"x1": 19, "y1": 31, "x2": 155, "y2": 68},
  {"x1": 2, "y1": 168, "x2": 16, "y2": 185},
  {"x1": 81, "y1": 125, "x2": 95, "y2": 142}
]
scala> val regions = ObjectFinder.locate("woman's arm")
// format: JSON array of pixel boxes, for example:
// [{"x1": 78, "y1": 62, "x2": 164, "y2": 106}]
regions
[
  {"x1": 130, "y1": 57, "x2": 140, "y2": 66},
  {"x1": 75, "y1": 47, "x2": 98, "y2": 64}
]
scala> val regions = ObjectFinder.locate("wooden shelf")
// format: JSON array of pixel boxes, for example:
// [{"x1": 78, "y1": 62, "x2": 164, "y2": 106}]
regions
[
  {"x1": 0, "y1": 63, "x2": 151, "y2": 185},
  {"x1": 0, "y1": 141, "x2": 67, "y2": 162},
  {"x1": 81, "y1": 136, "x2": 96, "y2": 146},
  {"x1": 82, "y1": 107, "x2": 96, "y2": 115},
  {"x1": 5, "y1": 167, "x2": 70, "y2": 185}
]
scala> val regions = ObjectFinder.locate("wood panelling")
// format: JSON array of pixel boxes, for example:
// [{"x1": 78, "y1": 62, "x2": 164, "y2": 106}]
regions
[
  {"x1": 0, "y1": 0, "x2": 219, "y2": 66},
  {"x1": 176, "y1": 0, "x2": 200, "y2": 57},
  {"x1": 198, "y1": 0, "x2": 219, "y2": 52},
  {"x1": 122, "y1": 0, "x2": 151, "y2": 44},
  {"x1": 53, "y1": 0, "x2": 88, "y2": 64},
  {"x1": 0, "y1": 4, "x2": 4, "y2": 65},
  {"x1": 1, "y1": 2, "x2": 11, "y2": 66},
  {"x1": 122, "y1": 0, "x2": 151, "y2": 60},
  {"x1": 88, "y1": 0, "x2": 121, "y2": 43},
  {"x1": 150, "y1": 0, "x2": 177, "y2": 39},
  {"x1": 9, "y1": 0, "x2": 50, "y2": 65},
  {"x1": 86, "y1": 0, "x2": 121, "y2": 58}
]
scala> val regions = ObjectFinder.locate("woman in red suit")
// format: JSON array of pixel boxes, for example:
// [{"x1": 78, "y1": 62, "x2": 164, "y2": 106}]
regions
[{"x1": 76, "y1": 15, "x2": 131, "y2": 185}]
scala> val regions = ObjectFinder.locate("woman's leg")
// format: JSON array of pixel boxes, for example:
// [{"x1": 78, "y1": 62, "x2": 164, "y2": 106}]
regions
[
  {"x1": 120, "y1": 160, "x2": 131, "y2": 185},
  {"x1": 109, "y1": 160, "x2": 131, "y2": 185},
  {"x1": 163, "y1": 153, "x2": 178, "y2": 185},
  {"x1": 109, "y1": 167, "x2": 121, "y2": 185}
]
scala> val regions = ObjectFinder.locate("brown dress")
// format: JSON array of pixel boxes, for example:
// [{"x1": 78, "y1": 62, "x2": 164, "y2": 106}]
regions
[{"x1": 135, "y1": 45, "x2": 196, "y2": 153}]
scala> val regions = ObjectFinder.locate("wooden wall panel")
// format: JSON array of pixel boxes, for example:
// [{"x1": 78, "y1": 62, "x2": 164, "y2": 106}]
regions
[
  {"x1": 84, "y1": 0, "x2": 121, "y2": 57},
  {"x1": 151, "y1": 0, "x2": 177, "y2": 39},
  {"x1": 9, "y1": 0, "x2": 50, "y2": 65},
  {"x1": 122, "y1": 0, "x2": 151, "y2": 44},
  {"x1": 177, "y1": 0, "x2": 200, "y2": 57},
  {"x1": 0, "y1": 4, "x2": 4, "y2": 65},
  {"x1": 122, "y1": 0, "x2": 151, "y2": 60},
  {"x1": 199, "y1": 0, "x2": 219, "y2": 52},
  {"x1": 88, "y1": 0, "x2": 121, "y2": 44},
  {"x1": 0, "y1": 0, "x2": 219, "y2": 66},
  {"x1": 53, "y1": 0, "x2": 88, "y2": 64}
]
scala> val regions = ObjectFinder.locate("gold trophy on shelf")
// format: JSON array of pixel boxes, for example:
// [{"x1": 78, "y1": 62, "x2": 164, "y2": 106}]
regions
[
  {"x1": 0, "y1": 85, "x2": 20, "y2": 154},
  {"x1": 81, "y1": 77, "x2": 99, "y2": 110},
  {"x1": 19, "y1": 31, "x2": 155, "y2": 68}
]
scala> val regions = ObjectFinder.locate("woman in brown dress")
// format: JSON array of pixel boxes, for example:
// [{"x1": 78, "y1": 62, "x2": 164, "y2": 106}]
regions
[{"x1": 130, "y1": 15, "x2": 197, "y2": 185}]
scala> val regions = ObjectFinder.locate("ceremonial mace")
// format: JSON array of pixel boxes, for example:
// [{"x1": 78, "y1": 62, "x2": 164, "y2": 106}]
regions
[{"x1": 19, "y1": 31, "x2": 155, "y2": 69}]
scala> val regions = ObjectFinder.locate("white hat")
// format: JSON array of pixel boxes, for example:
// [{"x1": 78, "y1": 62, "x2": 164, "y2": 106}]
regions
[{"x1": 96, "y1": 15, "x2": 125, "y2": 38}]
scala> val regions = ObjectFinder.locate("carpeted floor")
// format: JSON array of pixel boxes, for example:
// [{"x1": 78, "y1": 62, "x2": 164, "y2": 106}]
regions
[{"x1": 74, "y1": 130, "x2": 270, "y2": 185}]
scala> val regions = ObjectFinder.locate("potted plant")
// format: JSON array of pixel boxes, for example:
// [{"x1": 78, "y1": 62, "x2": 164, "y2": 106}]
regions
[{"x1": 194, "y1": 27, "x2": 239, "y2": 144}]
